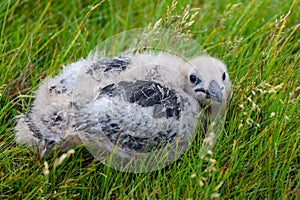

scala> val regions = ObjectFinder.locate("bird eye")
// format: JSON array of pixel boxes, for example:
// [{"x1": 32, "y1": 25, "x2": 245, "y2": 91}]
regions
[
  {"x1": 189, "y1": 75, "x2": 197, "y2": 84},
  {"x1": 222, "y1": 72, "x2": 226, "y2": 81}
]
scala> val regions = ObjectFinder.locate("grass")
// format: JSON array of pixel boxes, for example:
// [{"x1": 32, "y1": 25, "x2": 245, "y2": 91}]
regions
[{"x1": 0, "y1": 0, "x2": 299, "y2": 199}]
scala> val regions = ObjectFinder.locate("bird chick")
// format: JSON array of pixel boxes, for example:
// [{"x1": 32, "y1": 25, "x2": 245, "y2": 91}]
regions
[{"x1": 15, "y1": 52, "x2": 231, "y2": 161}]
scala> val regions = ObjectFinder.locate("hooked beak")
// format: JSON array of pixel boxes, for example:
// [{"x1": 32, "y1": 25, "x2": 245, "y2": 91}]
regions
[{"x1": 208, "y1": 80, "x2": 222, "y2": 103}]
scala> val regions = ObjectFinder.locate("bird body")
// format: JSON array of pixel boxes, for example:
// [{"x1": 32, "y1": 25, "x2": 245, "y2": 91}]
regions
[{"x1": 15, "y1": 51, "x2": 231, "y2": 166}]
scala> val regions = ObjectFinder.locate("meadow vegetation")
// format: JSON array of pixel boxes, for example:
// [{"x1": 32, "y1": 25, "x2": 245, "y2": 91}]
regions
[{"x1": 0, "y1": 0, "x2": 299, "y2": 199}]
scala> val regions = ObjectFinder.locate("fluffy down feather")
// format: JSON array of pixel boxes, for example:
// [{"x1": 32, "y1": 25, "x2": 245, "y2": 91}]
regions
[{"x1": 15, "y1": 52, "x2": 231, "y2": 158}]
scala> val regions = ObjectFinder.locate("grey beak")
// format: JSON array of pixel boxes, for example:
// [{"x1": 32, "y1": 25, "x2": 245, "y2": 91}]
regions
[{"x1": 208, "y1": 80, "x2": 222, "y2": 103}]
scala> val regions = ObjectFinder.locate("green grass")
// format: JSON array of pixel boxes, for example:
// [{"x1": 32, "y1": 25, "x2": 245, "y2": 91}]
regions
[{"x1": 0, "y1": 0, "x2": 299, "y2": 199}]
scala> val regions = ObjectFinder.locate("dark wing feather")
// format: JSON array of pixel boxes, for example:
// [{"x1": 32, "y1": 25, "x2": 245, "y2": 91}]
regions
[
  {"x1": 100, "y1": 80, "x2": 181, "y2": 119},
  {"x1": 86, "y1": 56, "x2": 131, "y2": 78}
]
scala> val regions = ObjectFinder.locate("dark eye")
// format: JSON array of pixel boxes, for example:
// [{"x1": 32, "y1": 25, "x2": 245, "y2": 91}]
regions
[
  {"x1": 189, "y1": 75, "x2": 197, "y2": 84},
  {"x1": 222, "y1": 72, "x2": 226, "y2": 81}
]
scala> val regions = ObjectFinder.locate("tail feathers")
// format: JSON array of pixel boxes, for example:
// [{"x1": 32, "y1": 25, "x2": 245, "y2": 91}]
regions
[
  {"x1": 15, "y1": 114, "x2": 40, "y2": 148},
  {"x1": 15, "y1": 114, "x2": 82, "y2": 157},
  {"x1": 15, "y1": 114, "x2": 55, "y2": 157}
]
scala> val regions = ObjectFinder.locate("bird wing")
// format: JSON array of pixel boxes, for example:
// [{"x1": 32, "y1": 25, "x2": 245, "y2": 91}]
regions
[{"x1": 73, "y1": 80, "x2": 201, "y2": 154}]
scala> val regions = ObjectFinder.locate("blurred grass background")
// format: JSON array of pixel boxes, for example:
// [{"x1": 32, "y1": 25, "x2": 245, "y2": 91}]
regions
[{"x1": 0, "y1": 0, "x2": 299, "y2": 199}]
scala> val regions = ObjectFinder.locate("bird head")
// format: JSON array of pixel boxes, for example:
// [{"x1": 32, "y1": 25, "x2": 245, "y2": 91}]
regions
[{"x1": 182, "y1": 55, "x2": 232, "y2": 120}]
